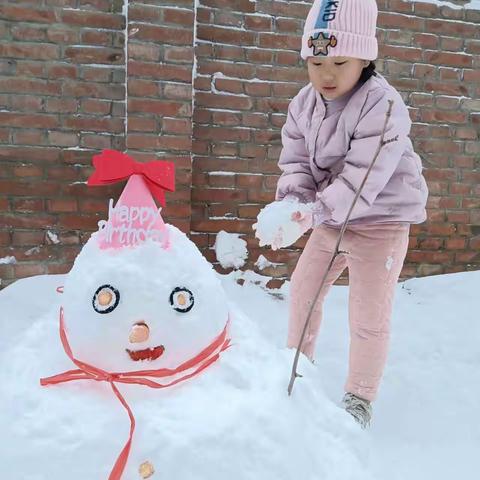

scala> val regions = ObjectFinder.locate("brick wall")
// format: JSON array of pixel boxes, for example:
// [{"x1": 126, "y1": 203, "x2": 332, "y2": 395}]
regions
[{"x1": 0, "y1": 0, "x2": 479, "y2": 289}]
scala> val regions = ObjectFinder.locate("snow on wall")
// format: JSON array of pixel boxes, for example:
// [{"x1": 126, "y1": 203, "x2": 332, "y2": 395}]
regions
[{"x1": 408, "y1": 0, "x2": 480, "y2": 10}]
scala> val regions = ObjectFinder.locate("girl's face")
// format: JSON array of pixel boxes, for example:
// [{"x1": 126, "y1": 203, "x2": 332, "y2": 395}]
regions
[{"x1": 307, "y1": 56, "x2": 370, "y2": 100}]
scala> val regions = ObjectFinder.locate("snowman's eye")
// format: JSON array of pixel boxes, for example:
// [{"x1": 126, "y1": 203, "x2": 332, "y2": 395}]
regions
[
  {"x1": 169, "y1": 287, "x2": 194, "y2": 313},
  {"x1": 93, "y1": 285, "x2": 120, "y2": 314}
]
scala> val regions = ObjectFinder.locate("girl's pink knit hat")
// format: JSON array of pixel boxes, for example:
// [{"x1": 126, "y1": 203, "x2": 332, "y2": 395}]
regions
[{"x1": 301, "y1": 0, "x2": 378, "y2": 60}]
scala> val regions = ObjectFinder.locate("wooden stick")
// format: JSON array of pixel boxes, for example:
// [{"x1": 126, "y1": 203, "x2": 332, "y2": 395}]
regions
[{"x1": 287, "y1": 100, "x2": 396, "y2": 396}]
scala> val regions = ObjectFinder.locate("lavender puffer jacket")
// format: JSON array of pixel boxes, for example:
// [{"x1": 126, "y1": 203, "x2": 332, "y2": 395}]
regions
[{"x1": 275, "y1": 73, "x2": 428, "y2": 226}]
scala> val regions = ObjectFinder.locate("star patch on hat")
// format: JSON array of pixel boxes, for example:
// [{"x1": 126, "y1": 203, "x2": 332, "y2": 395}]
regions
[{"x1": 308, "y1": 32, "x2": 338, "y2": 56}]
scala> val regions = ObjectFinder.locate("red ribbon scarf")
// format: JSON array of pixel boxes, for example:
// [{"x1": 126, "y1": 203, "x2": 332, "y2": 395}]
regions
[
  {"x1": 87, "y1": 150, "x2": 175, "y2": 207},
  {"x1": 41, "y1": 307, "x2": 230, "y2": 480}
]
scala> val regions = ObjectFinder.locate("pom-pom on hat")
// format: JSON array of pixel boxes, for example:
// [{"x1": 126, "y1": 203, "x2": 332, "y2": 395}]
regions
[{"x1": 301, "y1": 0, "x2": 378, "y2": 60}]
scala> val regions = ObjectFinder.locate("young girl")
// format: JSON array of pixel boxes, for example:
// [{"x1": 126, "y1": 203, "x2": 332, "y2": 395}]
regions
[{"x1": 253, "y1": 0, "x2": 428, "y2": 428}]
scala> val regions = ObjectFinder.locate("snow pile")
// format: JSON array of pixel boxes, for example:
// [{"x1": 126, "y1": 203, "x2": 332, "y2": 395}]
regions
[
  {"x1": 214, "y1": 230, "x2": 248, "y2": 269},
  {"x1": 0, "y1": 255, "x2": 16, "y2": 265},
  {"x1": 0, "y1": 274, "x2": 369, "y2": 480},
  {"x1": 0, "y1": 269, "x2": 479, "y2": 479}
]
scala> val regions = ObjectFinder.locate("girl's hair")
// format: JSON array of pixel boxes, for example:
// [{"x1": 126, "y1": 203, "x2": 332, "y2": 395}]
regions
[{"x1": 359, "y1": 61, "x2": 377, "y2": 83}]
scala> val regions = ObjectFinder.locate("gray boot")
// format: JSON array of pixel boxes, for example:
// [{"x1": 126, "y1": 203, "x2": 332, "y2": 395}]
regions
[{"x1": 342, "y1": 392, "x2": 372, "y2": 429}]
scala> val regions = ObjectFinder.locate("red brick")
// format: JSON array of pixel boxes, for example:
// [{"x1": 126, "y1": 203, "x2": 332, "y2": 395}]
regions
[
  {"x1": 378, "y1": 12, "x2": 425, "y2": 31},
  {"x1": 197, "y1": 25, "x2": 255, "y2": 46},
  {"x1": 47, "y1": 198, "x2": 78, "y2": 213},
  {"x1": 64, "y1": 46, "x2": 123, "y2": 64},
  {"x1": 164, "y1": 8, "x2": 194, "y2": 25},
  {"x1": 12, "y1": 231, "x2": 45, "y2": 246},
  {"x1": 63, "y1": 116, "x2": 124, "y2": 133},
  {"x1": 196, "y1": 92, "x2": 253, "y2": 111},
  {"x1": 80, "y1": 30, "x2": 111, "y2": 46},
  {"x1": 380, "y1": 44, "x2": 423, "y2": 62},
  {"x1": 191, "y1": 218, "x2": 253, "y2": 234},
  {"x1": 61, "y1": 10, "x2": 124, "y2": 29},
  {"x1": 128, "y1": 61, "x2": 192, "y2": 82},
  {"x1": 0, "y1": 5, "x2": 56, "y2": 23},
  {"x1": 48, "y1": 131, "x2": 79, "y2": 147},
  {"x1": 46, "y1": 166, "x2": 80, "y2": 181},
  {"x1": 0, "y1": 232, "x2": 10, "y2": 246},
  {"x1": 0, "y1": 213, "x2": 56, "y2": 229},
  {"x1": 80, "y1": 99, "x2": 111, "y2": 115},
  {"x1": 47, "y1": 64, "x2": 77, "y2": 79},
  {"x1": 128, "y1": 98, "x2": 188, "y2": 116},
  {"x1": 413, "y1": 33, "x2": 438, "y2": 49},
  {"x1": 12, "y1": 198, "x2": 45, "y2": 212},
  {"x1": 162, "y1": 118, "x2": 192, "y2": 135},
  {"x1": 13, "y1": 165, "x2": 43, "y2": 177},
  {"x1": 81, "y1": 133, "x2": 112, "y2": 150},
  {"x1": 129, "y1": 5, "x2": 162, "y2": 22},
  {"x1": 130, "y1": 23, "x2": 192, "y2": 45},
  {"x1": 425, "y1": 18, "x2": 477, "y2": 37},
  {"x1": 420, "y1": 109, "x2": 467, "y2": 124},
  {"x1": 128, "y1": 116, "x2": 157, "y2": 132},
  {"x1": 58, "y1": 214, "x2": 101, "y2": 230},
  {"x1": 164, "y1": 84, "x2": 192, "y2": 100},
  {"x1": 424, "y1": 81, "x2": 469, "y2": 96},
  {"x1": 0, "y1": 112, "x2": 58, "y2": 129},
  {"x1": 425, "y1": 51, "x2": 473, "y2": 68},
  {"x1": 11, "y1": 25, "x2": 47, "y2": 42},
  {"x1": 198, "y1": 0, "x2": 255, "y2": 13},
  {"x1": 164, "y1": 46, "x2": 194, "y2": 63},
  {"x1": 0, "y1": 43, "x2": 59, "y2": 60},
  {"x1": 45, "y1": 263, "x2": 71, "y2": 275},
  {"x1": 440, "y1": 36, "x2": 464, "y2": 52},
  {"x1": 47, "y1": 27, "x2": 78, "y2": 44},
  {"x1": 14, "y1": 130, "x2": 46, "y2": 146},
  {"x1": 439, "y1": 67, "x2": 461, "y2": 81},
  {"x1": 11, "y1": 95, "x2": 43, "y2": 112}
]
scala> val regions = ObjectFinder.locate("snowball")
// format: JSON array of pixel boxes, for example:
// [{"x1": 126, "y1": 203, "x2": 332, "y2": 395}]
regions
[
  {"x1": 253, "y1": 199, "x2": 311, "y2": 249},
  {"x1": 214, "y1": 230, "x2": 248, "y2": 269}
]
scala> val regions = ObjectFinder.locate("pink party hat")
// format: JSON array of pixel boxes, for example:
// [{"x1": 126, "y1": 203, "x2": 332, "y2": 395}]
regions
[{"x1": 96, "y1": 174, "x2": 169, "y2": 250}]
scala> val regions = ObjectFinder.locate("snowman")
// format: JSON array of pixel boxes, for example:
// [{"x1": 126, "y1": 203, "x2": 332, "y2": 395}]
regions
[{"x1": 40, "y1": 150, "x2": 231, "y2": 479}]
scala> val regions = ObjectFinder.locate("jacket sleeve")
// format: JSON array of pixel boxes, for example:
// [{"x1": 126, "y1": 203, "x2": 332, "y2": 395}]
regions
[
  {"x1": 317, "y1": 88, "x2": 411, "y2": 223},
  {"x1": 275, "y1": 99, "x2": 316, "y2": 203}
]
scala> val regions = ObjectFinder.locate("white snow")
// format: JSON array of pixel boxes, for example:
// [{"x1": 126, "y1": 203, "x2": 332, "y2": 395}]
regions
[
  {"x1": 214, "y1": 230, "x2": 248, "y2": 269},
  {"x1": 385, "y1": 255, "x2": 394, "y2": 271},
  {"x1": 408, "y1": 0, "x2": 480, "y2": 10},
  {"x1": 25, "y1": 247, "x2": 42, "y2": 256},
  {"x1": 253, "y1": 199, "x2": 312, "y2": 250},
  {"x1": 255, "y1": 254, "x2": 281, "y2": 270},
  {"x1": 46, "y1": 231, "x2": 60, "y2": 244},
  {"x1": 0, "y1": 255, "x2": 16, "y2": 265},
  {"x1": 0, "y1": 269, "x2": 479, "y2": 479}
]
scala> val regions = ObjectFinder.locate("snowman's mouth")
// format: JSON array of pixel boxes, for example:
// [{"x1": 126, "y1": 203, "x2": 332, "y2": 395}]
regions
[{"x1": 126, "y1": 345, "x2": 165, "y2": 362}]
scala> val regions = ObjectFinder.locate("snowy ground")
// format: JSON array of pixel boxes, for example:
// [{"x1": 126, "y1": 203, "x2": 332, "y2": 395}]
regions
[{"x1": 0, "y1": 270, "x2": 479, "y2": 479}]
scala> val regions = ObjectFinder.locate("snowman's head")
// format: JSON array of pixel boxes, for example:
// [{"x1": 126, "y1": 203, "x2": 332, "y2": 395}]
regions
[
  {"x1": 62, "y1": 225, "x2": 229, "y2": 372},
  {"x1": 60, "y1": 168, "x2": 229, "y2": 373}
]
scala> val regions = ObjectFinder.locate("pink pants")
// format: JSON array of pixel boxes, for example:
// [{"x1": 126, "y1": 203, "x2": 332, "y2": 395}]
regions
[{"x1": 287, "y1": 223, "x2": 410, "y2": 402}]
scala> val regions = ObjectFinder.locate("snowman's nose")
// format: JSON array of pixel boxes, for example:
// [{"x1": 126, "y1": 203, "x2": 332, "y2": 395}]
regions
[{"x1": 129, "y1": 322, "x2": 150, "y2": 343}]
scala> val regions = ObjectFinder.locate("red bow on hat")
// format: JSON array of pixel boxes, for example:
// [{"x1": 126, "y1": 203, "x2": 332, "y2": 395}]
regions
[{"x1": 88, "y1": 150, "x2": 175, "y2": 206}]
